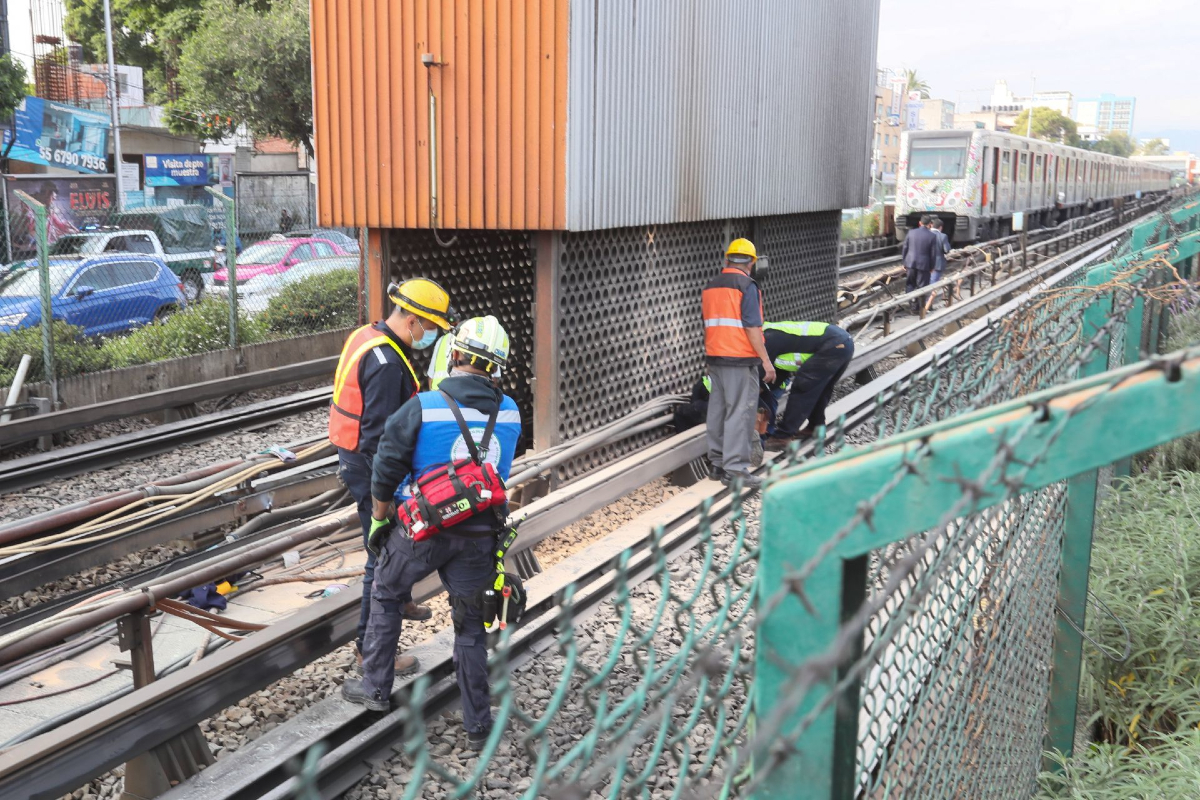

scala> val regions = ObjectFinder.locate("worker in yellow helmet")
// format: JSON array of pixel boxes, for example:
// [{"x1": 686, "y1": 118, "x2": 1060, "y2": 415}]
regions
[
  {"x1": 700, "y1": 238, "x2": 774, "y2": 490},
  {"x1": 328, "y1": 278, "x2": 456, "y2": 674}
]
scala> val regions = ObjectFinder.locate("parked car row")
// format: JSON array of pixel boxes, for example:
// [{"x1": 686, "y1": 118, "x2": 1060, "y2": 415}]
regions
[{"x1": 0, "y1": 255, "x2": 187, "y2": 336}]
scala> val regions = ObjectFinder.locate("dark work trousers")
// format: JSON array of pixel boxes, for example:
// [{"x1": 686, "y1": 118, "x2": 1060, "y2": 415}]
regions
[
  {"x1": 361, "y1": 533, "x2": 495, "y2": 733},
  {"x1": 776, "y1": 330, "x2": 855, "y2": 437},
  {"x1": 337, "y1": 448, "x2": 411, "y2": 651},
  {"x1": 905, "y1": 266, "x2": 931, "y2": 309}
]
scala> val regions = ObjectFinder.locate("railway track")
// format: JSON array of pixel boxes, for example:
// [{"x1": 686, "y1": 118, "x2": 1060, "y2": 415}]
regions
[{"x1": 0, "y1": 198, "x2": 1182, "y2": 799}]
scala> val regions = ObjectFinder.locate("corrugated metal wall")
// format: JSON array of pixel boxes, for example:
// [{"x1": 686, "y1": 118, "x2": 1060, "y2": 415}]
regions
[
  {"x1": 565, "y1": 0, "x2": 879, "y2": 230},
  {"x1": 311, "y1": 0, "x2": 569, "y2": 231}
]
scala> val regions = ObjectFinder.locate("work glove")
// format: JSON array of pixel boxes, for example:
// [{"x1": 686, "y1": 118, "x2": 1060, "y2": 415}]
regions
[{"x1": 367, "y1": 516, "x2": 392, "y2": 557}]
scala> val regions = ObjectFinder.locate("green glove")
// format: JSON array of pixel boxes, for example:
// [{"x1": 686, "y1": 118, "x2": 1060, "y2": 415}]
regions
[{"x1": 367, "y1": 516, "x2": 392, "y2": 556}]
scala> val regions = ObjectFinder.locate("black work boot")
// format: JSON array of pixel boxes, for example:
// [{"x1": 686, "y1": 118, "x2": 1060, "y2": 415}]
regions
[
  {"x1": 467, "y1": 727, "x2": 493, "y2": 751},
  {"x1": 341, "y1": 678, "x2": 390, "y2": 712}
]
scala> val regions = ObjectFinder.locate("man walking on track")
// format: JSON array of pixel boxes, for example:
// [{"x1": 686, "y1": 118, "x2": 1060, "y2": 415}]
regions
[{"x1": 701, "y1": 238, "x2": 775, "y2": 490}]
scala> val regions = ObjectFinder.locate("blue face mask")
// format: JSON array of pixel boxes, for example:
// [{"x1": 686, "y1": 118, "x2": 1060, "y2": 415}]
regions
[{"x1": 412, "y1": 321, "x2": 438, "y2": 350}]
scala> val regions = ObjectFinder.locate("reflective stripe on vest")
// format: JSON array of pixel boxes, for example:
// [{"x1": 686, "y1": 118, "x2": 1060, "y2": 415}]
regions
[
  {"x1": 764, "y1": 321, "x2": 831, "y2": 372},
  {"x1": 328, "y1": 324, "x2": 419, "y2": 450},
  {"x1": 702, "y1": 268, "x2": 762, "y2": 359},
  {"x1": 397, "y1": 390, "x2": 523, "y2": 501}
]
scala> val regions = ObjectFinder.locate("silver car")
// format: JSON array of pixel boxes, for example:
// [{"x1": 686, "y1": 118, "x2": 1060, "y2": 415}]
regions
[{"x1": 208, "y1": 255, "x2": 358, "y2": 315}]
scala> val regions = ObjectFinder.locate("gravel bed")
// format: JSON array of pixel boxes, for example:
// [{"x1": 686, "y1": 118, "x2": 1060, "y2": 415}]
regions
[
  {"x1": 0, "y1": 405, "x2": 329, "y2": 619},
  {"x1": 0, "y1": 378, "x2": 328, "y2": 463},
  {"x1": 342, "y1": 497, "x2": 761, "y2": 799},
  {"x1": 53, "y1": 477, "x2": 691, "y2": 800}
]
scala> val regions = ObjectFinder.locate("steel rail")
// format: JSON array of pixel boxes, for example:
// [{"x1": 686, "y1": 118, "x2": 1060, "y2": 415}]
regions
[
  {"x1": 0, "y1": 388, "x2": 332, "y2": 494},
  {"x1": 0, "y1": 355, "x2": 337, "y2": 447},
  {"x1": 0, "y1": 202, "x2": 1176, "y2": 797}
]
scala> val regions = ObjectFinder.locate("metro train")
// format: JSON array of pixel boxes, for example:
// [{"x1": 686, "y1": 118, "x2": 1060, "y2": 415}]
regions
[{"x1": 894, "y1": 129, "x2": 1173, "y2": 244}]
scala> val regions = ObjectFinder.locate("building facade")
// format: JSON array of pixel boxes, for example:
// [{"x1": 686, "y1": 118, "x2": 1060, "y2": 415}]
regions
[
  {"x1": 1075, "y1": 94, "x2": 1136, "y2": 141},
  {"x1": 310, "y1": 0, "x2": 881, "y2": 451}
]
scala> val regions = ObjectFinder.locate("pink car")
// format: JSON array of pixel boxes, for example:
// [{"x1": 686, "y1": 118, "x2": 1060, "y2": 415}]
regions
[{"x1": 211, "y1": 238, "x2": 346, "y2": 284}]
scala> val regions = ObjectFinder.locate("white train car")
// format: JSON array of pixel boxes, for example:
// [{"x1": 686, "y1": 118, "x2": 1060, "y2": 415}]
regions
[{"x1": 895, "y1": 130, "x2": 1173, "y2": 243}]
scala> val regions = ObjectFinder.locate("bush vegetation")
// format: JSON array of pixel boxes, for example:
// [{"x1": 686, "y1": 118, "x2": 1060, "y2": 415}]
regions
[
  {"x1": 1038, "y1": 304, "x2": 1200, "y2": 797},
  {"x1": 259, "y1": 268, "x2": 358, "y2": 334}
]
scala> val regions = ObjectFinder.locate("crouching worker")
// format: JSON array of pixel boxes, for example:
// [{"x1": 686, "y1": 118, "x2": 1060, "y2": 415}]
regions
[
  {"x1": 762, "y1": 321, "x2": 854, "y2": 449},
  {"x1": 342, "y1": 316, "x2": 522, "y2": 752}
]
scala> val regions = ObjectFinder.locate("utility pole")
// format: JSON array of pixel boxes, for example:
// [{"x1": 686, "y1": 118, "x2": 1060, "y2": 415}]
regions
[
  {"x1": 1027, "y1": 75, "x2": 1036, "y2": 138},
  {"x1": 103, "y1": 0, "x2": 125, "y2": 209}
]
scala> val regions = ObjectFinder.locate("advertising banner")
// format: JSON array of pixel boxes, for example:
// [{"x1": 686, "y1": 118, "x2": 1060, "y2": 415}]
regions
[
  {"x1": 4, "y1": 175, "x2": 116, "y2": 259},
  {"x1": 5, "y1": 96, "x2": 110, "y2": 174},
  {"x1": 144, "y1": 153, "x2": 210, "y2": 186}
]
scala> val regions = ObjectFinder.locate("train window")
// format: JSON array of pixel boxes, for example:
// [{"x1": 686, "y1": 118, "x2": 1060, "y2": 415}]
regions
[
  {"x1": 908, "y1": 136, "x2": 968, "y2": 179},
  {"x1": 1019, "y1": 152, "x2": 1029, "y2": 182},
  {"x1": 1001, "y1": 150, "x2": 1012, "y2": 182}
]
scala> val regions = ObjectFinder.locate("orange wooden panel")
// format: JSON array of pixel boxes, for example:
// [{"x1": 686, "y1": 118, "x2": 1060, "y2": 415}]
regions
[
  {"x1": 414, "y1": 0, "x2": 430, "y2": 228},
  {"x1": 552, "y1": 0, "x2": 568, "y2": 228},
  {"x1": 511, "y1": 0, "x2": 528, "y2": 229},
  {"x1": 361, "y1": 0, "x2": 379, "y2": 226},
  {"x1": 468, "y1": 0, "x2": 484, "y2": 227},
  {"x1": 496, "y1": 1, "x2": 513, "y2": 229},
  {"x1": 310, "y1": 0, "x2": 331, "y2": 224},
  {"x1": 537, "y1": 0, "x2": 554, "y2": 229},
  {"x1": 311, "y1": 0, "x2": 570, "y2": 230},
  {"x1": 335, "y1": 0, "x2": 354, "y2": 225},
  {"x1": 482, "y1": 0, "x2": 498, "y2": 227}
]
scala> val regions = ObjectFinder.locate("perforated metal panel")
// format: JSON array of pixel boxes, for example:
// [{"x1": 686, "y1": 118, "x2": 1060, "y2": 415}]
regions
[
  {"x1": 554, "y1": 212, "x2": 840, "y2": 475},
  {"x1": 385, "y1": 229, "x2": 536, "y2": 448},
  {"x1": 758, "y1": 210, "x2": 842, "y2": 323}
]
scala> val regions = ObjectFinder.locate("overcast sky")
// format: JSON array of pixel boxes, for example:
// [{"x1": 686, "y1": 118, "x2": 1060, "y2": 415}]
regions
[{"x1": 877, "y1": 0, "x2": 1199, "y2": 147}]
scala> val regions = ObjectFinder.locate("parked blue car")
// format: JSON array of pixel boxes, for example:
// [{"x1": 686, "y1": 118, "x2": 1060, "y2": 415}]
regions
[{"x1": 0, "y1": 255, "x2": 187, "y2": 337}]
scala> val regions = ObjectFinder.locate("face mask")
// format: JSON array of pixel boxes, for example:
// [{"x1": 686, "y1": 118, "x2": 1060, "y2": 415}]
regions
[{"x1": 411, "y1": 320, "x2": 438, "y2": 350}]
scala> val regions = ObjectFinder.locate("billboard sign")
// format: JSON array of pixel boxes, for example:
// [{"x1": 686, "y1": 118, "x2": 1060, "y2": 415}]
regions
[
  {"x1": 3, "y1": 175, "x2": 116, "y2": 259},
  {"x1": 144, "y1": 153, "x2": 210, "y2": 186},
  {"x1": 5, "y1": 97, "x2": 110, "y2": 174},
  {"x1": 906, "y1": 101, "x2": 924, "y2": 131}
]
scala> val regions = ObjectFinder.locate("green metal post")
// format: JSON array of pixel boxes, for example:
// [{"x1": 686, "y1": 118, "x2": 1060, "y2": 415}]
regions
[
  {"x1": 1044, "y1": 268, "x2": 1111, "y2": 762},
  {"x1": 13, "y1": 191, "x2": 56, "y2": 406},
  {"x1": 205, "y1": 187, "x2": 238, "y2": 349}
]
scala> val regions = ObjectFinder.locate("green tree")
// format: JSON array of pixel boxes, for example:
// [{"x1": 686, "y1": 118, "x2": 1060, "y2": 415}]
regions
[
  {"x1": 1139, "y1": 138, "x2": 1169, "y2": 156},
  {"x1": 904, "y1": 68, "x2": 930, "y2": 99},
  {"x1": 0, "y1": 55, "x2": 28, "y2": 120},
  {"x1": 1091, "y1": 130, "x2": 1137, "y2": 158},
  {"x1": 174, "y1": 0, "x2": 313, "y2": 154},
  {"x1": 63, "y1": 0, "x2": 201, "y2": 99},
  {"x1": 1010, "y1": 107, "x2": 1082, "y2": 147}
]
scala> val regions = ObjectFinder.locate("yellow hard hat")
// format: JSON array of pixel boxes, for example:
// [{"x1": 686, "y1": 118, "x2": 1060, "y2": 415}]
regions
[
  {"x1": 388, "y1": 278, "x2": 456, "y2": 330},
  {"x1": 725, "y1": 238, "x2": 758, "y2": 263}
]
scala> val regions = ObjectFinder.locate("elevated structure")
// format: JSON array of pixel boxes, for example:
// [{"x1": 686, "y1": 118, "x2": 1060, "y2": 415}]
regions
[{"x1": 310, "y1": 0, "x2": 881, "y2": 450}]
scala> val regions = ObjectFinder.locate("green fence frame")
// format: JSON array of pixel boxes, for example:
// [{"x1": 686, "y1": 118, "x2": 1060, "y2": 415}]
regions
[{"x1": 753, "y1": 199, "x2": 1200, "y2": 799}]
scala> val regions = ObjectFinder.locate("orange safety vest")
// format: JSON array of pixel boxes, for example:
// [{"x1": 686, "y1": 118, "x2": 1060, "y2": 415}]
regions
[
  {"x1": 328, "y1": 324, "x2": 419, "y2": 450},
  {"x1": 701, "y1": 267, "x2": 763, "y2": 360}
]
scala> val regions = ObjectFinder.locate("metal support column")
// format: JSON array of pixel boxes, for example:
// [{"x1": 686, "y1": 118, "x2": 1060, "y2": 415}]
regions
[
  {"x1": 365, "y1": 227, "x2": 388, "y2": 322},
  {"x1": 532, "y1": 231, "x2": 561, "y2": 454},
  {"x1": 117, "y1": 610, "x2": 215, "y2": 800},
  {"x1": 1044, "y1": 270, "x2": 1111, "y2": 764}
]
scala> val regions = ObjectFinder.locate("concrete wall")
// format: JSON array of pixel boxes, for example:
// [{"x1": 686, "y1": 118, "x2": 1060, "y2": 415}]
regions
[{"x1": 21, "y1": 329, "x2": 349, "y2": 409}]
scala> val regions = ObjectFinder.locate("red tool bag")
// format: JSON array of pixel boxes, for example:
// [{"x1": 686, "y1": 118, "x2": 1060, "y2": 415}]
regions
[{"x1": 395, "y1": 391, "x2": 508, "y2": 541}]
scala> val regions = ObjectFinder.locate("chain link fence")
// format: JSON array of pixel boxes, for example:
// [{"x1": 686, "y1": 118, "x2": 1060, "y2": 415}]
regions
[
  {"x1": 279, "y1": 194, "x2": 1200, "y2": 798},
  {"x1": 0, "y1": 188, "x2": 361, "y2": 393}
]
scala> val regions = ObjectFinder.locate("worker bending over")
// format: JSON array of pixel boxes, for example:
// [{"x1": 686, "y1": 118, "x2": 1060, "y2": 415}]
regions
[
  {"x1": 342, "y1": 316, "x2": 521, "y2": 751},
  {"x1": 701, "y1": 238, "x2": 775, "y2": 490},
  {"x1": 328, "y1": 279, "x2": 453, "y2": 672},
  {"x1": 762, "y1": 321, "x2": 854, "y2": 450}
]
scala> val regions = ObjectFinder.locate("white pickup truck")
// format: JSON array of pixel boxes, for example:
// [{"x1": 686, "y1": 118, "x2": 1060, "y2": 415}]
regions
[{"x1": 49, "y1": 229, "x2": 217, "y2": 303}]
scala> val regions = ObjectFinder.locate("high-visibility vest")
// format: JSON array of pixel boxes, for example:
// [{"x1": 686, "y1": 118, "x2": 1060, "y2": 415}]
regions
[
  {"x1": 764, "y1": 321, "x2": 831, "y2": 372},
  {"x1": 702, "y1": 268, "x2": 763, "y2": 360},
  {"x1": 427, "y1": 334, "x2": 455, "y2": 391},
  {"x1": 397, "y1": 390, "x2": 522, "y2": 500},
  {"x1": 328, "y1": 324, "x2": 419, "y2": 450}
]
